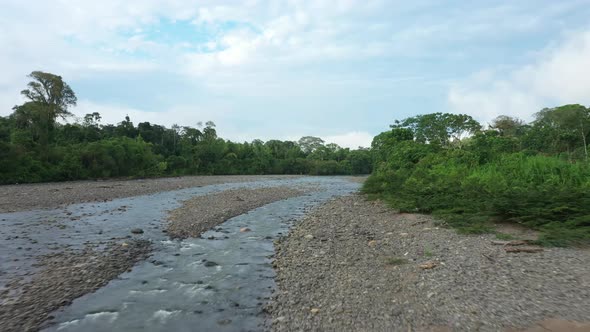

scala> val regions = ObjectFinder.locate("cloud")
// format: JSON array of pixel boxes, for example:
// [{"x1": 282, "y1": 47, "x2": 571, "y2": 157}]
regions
[
  {"x1": 2, "y1": 0, "x2": 590, "y2": 143},
  {"x1": 323, "y1": 131, "x2": 373, "y2": 149},
  {"x1": 448, "y1": 29, "x2": 590, "y2": 123},
  {"x1": 72, "y1": 100, "x2": 230, "y2": 128}
]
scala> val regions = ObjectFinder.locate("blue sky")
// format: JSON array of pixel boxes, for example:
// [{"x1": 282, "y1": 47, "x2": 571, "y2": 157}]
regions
[{"x1": 1, "y1": 0, "x2": 590, "y2": 147}]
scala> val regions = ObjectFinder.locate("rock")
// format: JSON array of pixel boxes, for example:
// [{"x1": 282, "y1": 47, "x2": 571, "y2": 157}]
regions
[
  {"x1": 130, "y1": 228, "x2": 144, "y2": 234},
  {"x1": 240, "y1": 227, "x2": 252, "y2": 232},
  {"x1": 204, "y1": 261, "x2": 219, "y2": 267},
  {"x1": 419, "y1": 261, "x2": 438, "y2": 270},
  {"x1": 273, "y1": 316, "x2": 286, "y2": 324},
  {"x1": 217, "y1": 319, "x2": 232, "y2": 325},
  {"x1": 310, "y1": 308, "x2": 320, "y2": 314},
  {"x1": 368, "y1": 240, "x2": 377, "y2": 246},
  {"x1": 304, "y1": 234, "x2": 314, "y2": 240}
]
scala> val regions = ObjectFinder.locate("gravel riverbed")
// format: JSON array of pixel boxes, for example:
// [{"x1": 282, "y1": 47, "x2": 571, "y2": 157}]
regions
[
  {"x1": 0, "y1": 176, "x2": 307, "y2": 331},
  {"x1": 0, "y1": 175, "x2": 300, "y2": 213},
  {"x1": 0, "y1": 240, "x2": 151, "y2": 332},
  {"x1": 267, "y1": 194, "x2": 590, "y2": 332},
  {"x1": 166, "y1": 186, "x2": 304, "y2": 239}
]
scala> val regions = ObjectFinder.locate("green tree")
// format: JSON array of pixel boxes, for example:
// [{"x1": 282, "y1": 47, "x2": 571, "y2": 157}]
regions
[
  {"x1": 534, "y1": 104, "x2": 590, "y2": 160},
  {"x1": 490, "y1": 115, "x2": 525, "y2": 137},
  {"x1": 19, "y1": 71, "x2": 77, "y2": 146},
  {"x1": 298, "y1": 136, "x2": 325, "y2": 154},
  {"x1": 392, "y1": 113, "x2": 481, "y2": 147}
]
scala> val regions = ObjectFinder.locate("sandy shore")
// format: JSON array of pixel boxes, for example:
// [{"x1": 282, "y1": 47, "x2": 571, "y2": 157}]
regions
[
  {"x1": 267, "y1": 194, "x2": 590, "y2": 331},
  {"x1": 0, "y1": 175, "x2": 301, "y2": 213}
]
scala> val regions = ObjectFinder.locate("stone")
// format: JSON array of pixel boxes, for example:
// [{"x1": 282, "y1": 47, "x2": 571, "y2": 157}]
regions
[
  {"x1": 130, "y1": 228, "x2": 144, "y2": 234},
  {"x1": 240, "y1": 227, "x2": 252, "y2": 232},
  {"x1": 204, "y1": 261, "x2": 219, "y2": 267},
  {"x1": 419, "y1": 261, "x2": 438, "y2": 270}
]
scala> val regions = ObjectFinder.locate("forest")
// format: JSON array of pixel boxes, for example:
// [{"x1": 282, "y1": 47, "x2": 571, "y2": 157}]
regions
[
  {"x1": 0, "y1": 72, "x2": 372, "y2": 184},
  {"x1": 1, "y1": 71, "x2": 588, "y2": 246},
  {"x1": 364, "y1": 109, "x2": 590, "y2": 246}
]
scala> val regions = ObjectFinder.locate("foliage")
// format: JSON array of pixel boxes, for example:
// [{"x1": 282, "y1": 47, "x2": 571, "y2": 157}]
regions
[
  {"x1": 365, "y1": 110, "x2": 590, "y2": 246},
  {"x1": 0, "y1": 72, "x2": 372, "y2": 184}
]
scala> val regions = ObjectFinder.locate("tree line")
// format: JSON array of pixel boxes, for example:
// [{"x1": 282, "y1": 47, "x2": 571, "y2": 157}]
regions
[
  {"x1": 364, "y1": 108, "x2": 590, "y2": 246},
  {"x1": 0, "y1": 71, "x2": 372, "y2": 184}
]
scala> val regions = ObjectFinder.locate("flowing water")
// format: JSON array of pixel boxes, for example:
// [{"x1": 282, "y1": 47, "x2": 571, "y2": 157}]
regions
[{"x1": 0, "y1": 177, "x2": 360, "y2": 331}]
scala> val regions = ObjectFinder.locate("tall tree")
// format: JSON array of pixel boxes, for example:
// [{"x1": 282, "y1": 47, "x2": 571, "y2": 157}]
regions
[
  {"x1": 298, "y1": 136, "x2": 325, "y2": 154},
  {"x1": 392, "y1": 113, "x2": 481, "y2": 147},
  {"x1": 534, "y1": 104, "x2": 590, "y2": 160},
  {"x1": 19, "y1": 71, "x2": 77, "y2": 146},
  {"x1": 490, "y1": 115, "x2": 524, "y2": 137}
]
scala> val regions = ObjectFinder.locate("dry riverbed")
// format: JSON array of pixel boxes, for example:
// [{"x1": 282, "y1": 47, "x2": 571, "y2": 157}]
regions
[
  {"x1": 267, "y1": 195, "x2": 590, "y2": 331},
  {"x1": 0, "y1": 175, "x2": 300, "y2": 213},
  {"x1": 167, "y1": 187, "x2": 305, "y2": 239}
]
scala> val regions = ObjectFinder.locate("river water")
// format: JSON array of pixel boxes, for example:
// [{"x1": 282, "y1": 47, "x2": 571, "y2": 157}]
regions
[{"x1": 0, "y1": 177, "x2": 360, "y2": 331}]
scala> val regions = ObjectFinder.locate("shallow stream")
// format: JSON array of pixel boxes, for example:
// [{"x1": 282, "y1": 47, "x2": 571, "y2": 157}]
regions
[{"x1": 0, "y1": 177, "x2": 359, "y2": 331}]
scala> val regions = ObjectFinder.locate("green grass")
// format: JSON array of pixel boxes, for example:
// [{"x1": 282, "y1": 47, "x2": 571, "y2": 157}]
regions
[{"x1": 495, "y1": 232, "x2": 516, "y2": 240}]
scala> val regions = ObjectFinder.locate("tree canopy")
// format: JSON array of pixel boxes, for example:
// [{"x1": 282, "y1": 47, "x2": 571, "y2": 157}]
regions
[{"x1": 0, "y1": 72, "x2": 372, "y2": 184}]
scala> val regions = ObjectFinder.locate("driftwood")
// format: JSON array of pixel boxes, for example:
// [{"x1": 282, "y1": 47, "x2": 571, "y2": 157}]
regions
[{"x1": 505, "y1": 246, "x2": 543, "y2": 253}]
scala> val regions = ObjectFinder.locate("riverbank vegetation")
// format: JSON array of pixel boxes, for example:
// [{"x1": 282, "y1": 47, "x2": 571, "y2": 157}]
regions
[
  {"x1": 0, "y1": 72, "x2": 372, "y2": 184},
  {"x1": 364, "y1": 108, "x2": 590, "y2": 246}
]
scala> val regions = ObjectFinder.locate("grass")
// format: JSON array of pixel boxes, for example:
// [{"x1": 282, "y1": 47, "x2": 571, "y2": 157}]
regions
[
  {"x1": 423, "y1": 247, "x2": 433, "y2": 257},
  {"x1": 495, "y1": 232, "x2": 516, "y2": 240}
]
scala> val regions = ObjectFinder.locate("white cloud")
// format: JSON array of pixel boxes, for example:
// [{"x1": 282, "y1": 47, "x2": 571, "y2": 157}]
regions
[
  {"x1": 2, "y1": 0, "x2": 590, "y2": 142},
  {"x1": 72, "y1": 100, "x2": 230, "y2": 128},
  {"x1": 448, "y1": 29, "x2": 590, "y2": 123},
  {"x1": 323, "y1": 131, "x2": 373, "y2": 149}
]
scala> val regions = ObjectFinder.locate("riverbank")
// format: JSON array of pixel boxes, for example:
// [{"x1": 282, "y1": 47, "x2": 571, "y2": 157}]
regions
[
  {"x1": 0, "y1": 175, "x2": 301, "y2": 213},
  {"x1": 0, "y1": 240, "x2": 151, "y2": 332},
  {"x1": 0, "y1": 176, "x2": 311, "y2": 331},
  {"x1": 267, "y1": 194, "x2": 590, "y2": 331}
]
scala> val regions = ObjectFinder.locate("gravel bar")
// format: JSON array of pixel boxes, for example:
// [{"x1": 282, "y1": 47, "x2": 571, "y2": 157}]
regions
[
  {"x1": 267, "y1": 194, "x2": 590, "y2": 331},
  {"x1": 0, "y1": 240, "x2": 151, "y2": 332},
  {"x1": 0, "y1": 175, "x2": 300, "y2": 213},
  {"x1": 166, "y1": 186, "x2": 305, "y2": 239}
]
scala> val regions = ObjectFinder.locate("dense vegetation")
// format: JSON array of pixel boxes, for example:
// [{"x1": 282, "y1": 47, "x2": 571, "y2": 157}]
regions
[
  {"x1": 364, "y1": 108, "x2": 590, "y2": 246},
  {"x1": 0, "y1": 72, "x2": 372, "y2": 184}
]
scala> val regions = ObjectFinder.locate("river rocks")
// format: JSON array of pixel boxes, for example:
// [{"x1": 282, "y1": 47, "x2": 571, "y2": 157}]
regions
[
  {"x1": 166, "y1": 187, "x2": 304, "y2": 239},
  {"x1": 217, "y1": 319, "x2": 232, "y2": 325},
  {"x1": 419, "y1": 261, "x2": 438, "y2": 269},
  {"x1": 267, "y1": 194, "x2": 590, "y2": 332},
  {"x1": 0, "y1": 240, "x2": 151, "y2": 332},
  {"x1": 203, "y1": 261, "x2": 219, "y2": 267},
  {"x1": 130, "y1": 228, "x2": 144, "y2": 234},
  {"x1": 0, "y1": 175, "x2": 301, "y2": 213}
]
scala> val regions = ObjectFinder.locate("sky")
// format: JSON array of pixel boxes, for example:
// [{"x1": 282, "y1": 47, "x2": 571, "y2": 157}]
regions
[{"x1": 1, "y1": 0, "x2": 590, "y2": 148}]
